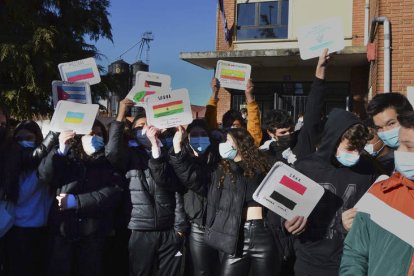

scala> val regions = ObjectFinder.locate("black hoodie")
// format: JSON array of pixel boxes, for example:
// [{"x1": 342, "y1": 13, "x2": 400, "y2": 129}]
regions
[{"x1": 292, "y1": 108, "x2": 377, "y2": 276}]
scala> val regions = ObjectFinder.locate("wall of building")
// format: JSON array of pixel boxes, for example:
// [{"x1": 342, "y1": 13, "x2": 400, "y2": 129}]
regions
[{"x1": 368, "y1": 0, "x2": 414, "y2": 97}]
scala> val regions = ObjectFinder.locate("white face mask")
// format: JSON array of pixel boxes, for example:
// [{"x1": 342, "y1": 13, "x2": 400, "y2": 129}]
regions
[
  {"x1": 394, "y1": 151, "x2": 414, "y2": 180},
  {"x1": 219, "y1": 142, "x2": 237, "y2": 160},
  {"x1": 364, "y1": 140, "x2": 385, "y2": 157}
]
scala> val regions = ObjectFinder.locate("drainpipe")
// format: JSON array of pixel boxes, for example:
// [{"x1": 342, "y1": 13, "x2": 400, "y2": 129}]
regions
[
  {"x1": 364, "y1": 0, "x2": 370, "y2": 46},
  {"x1": 369, "y1": 16, "x2": 391, "y2": 93}
]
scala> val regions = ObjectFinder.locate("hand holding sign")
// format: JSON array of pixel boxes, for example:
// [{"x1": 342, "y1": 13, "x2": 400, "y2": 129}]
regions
[
  {"x1": 215, "y1": 60, "x2": 251, "y2": 90},
  {"x1": 253, "y1": 162, "x2": 325, "y2": 220}
]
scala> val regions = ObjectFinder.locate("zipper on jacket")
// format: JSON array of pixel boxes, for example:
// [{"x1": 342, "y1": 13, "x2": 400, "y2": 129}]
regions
[{"x1": 233, "y1": 174, "x2": 248, "y2": 255}]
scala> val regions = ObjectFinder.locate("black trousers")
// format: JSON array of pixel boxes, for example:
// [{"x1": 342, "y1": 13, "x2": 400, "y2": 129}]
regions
[
  {"x1": 187, "y1": 223, "x2": 220, "y2": 276},
  {"x1": 47, "y1": 233, "x2": 106, "y2": 276},
  {"x1": 220, "y1": 219, "x2": 281, "y2": 276},
  {"x1": 5, "y1": 226, "x2": 48, "y2": 276},
  {"x1": 129, "y1": 229, "x2": 184, "y2": 276}
]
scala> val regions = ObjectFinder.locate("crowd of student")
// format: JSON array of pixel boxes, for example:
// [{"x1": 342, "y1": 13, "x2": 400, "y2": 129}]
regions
[{"x1": 0, "y1": 49, "x2": 413, "y2": 276}]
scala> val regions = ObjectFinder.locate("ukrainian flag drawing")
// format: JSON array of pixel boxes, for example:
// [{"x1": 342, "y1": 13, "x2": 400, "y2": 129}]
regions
[
  {"x1": 153, "y1": 100, "x2": 184, "y2": 118},
  {"x1": 64, "y1": 111, "x2": 85, "y2": 124}
]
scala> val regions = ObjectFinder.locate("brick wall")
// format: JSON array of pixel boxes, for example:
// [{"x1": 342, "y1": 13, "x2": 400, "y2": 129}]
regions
[
  {"x1": 216, "y1": 88, "x2": 232, "y2": 124},
  {"x1": 350, "y1": 66, "x2": 370, "y2": 117},
  {"x1": 216, "y1": 0, "x2": 236, "y2": 51},
  {"x1": 370, "y1": 0, "x2": 414, "y2": 95},
  {"x1": 352, "y1": 0, "x2": 366, "y2": 46}
]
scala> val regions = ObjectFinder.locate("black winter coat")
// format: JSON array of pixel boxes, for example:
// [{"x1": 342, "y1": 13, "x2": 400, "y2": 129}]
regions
[{"x1": 38, "y1": 149, "x2": 123, "y2": 240}]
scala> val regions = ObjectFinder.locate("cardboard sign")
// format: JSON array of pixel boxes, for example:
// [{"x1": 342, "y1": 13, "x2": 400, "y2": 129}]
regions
[
  {"x1": 49, "y1": 101, "x2": 99, "y2": 134},
  {"x1": 58, "y1": 57, "x2": 101, "y2": 85},
  {"x1": 52, "y1": 81, "x2": 92, "y2": 107},
  {"x1": 145, "y1": 88, "x2": 193, "y2": 129},
  {"x1": 215, "y1": 60, "x2": 251, "y2": 90},
  {"x1": 253, "y1": 162, "x2": 325, "y2": 220},
  {"x1": 126, "y1": 71, "x2": 172, "y2": 106},
  {"x1": 297, "y1": 17, "x2": 345, "y2": 60}
]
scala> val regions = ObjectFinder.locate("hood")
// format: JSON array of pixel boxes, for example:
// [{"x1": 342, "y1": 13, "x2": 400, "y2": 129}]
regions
[{"x1": 315, "y1": 108, "x2": 362, "y2": 162}]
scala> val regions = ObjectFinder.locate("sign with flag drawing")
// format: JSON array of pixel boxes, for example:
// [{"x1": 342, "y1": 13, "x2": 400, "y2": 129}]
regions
[
  {"x1": 253, "y1": 162, "x2": 325, "y2": 220},
  {"x1": 297, "y1": 17, "x2": 345, "y2": 60},
  {"x1": 215, "y1": 60, "x2": 251, "y2": 91},
  {"x1": 58, "y1": 57, "x2": 101, "y2": 85},
  {"x1": 126, "y1": 71, "x2": 172, "y2": 106},
  {"x1": 49, "y1": 101, "x2": 99, "y2": 134},
  {"x1": 52, "y1": 81, "x2": 92, "y2": 107},
  {"x1": 145, "y1": 88, "x2": 193, "y2": 129}
]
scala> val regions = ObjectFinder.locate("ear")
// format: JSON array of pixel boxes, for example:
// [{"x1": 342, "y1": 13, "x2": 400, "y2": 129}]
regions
[{"x1": 267, "y1": 129, "x2": 276, "y2": 140}]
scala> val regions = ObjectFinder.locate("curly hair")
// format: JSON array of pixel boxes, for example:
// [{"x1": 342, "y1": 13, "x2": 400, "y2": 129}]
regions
[
  {"x1": 219, "y1": 128, "x2": 271, "y2": 187},
  {"x1": 264, "y1": 110, "x2": 293, "y2": 132},
  {"x1": 340, "y1": 123, "x2": 370, "y2": 151}
]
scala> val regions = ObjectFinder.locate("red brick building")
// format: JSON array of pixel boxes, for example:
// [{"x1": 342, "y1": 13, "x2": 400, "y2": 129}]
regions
[{"x1": 181, "y1": 0, "x2": 414, "y2": 123}]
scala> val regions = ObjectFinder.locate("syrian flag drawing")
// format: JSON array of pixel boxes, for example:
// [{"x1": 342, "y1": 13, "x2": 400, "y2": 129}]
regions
[{"x1": 270, "y1": 175, "x2": 308, "y2": 210}]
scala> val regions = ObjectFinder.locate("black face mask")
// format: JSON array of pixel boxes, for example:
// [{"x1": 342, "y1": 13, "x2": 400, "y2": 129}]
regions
[{"x1": 276, "y1": 134, "x2": 292, "y2": 148}]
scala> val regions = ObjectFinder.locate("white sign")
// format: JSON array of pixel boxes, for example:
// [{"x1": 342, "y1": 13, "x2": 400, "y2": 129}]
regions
[
  {"x1": 126, "y1": 71, "x2": 172, "y2": 107},
  {"x1": 145, "y1": 89, "x2": 193, "y2": 129},
  {"x1": 52, "y1": 81, "x2": 92, "y2": 107},
  {"x1": 297, "y1": 17, "x2": 345, "y2": 60},
  {"x1": 253, "y1": 162, "x2": 325, "y2": 220},
  {"x1": 407, "y1": 86, "x2": 414, "y2": 108},
  {"x1": 58, "y1": 57, "x2": 101, "y2": 85},
  {"x1": 49, "y1": 101, "x2": 99, "y2": 134},
  {"x1": 215, "y1": 60, "x2": 251, "y2": 90}
]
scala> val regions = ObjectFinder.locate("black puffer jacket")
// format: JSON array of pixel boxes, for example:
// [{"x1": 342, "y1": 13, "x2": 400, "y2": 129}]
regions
[
  {"x1": 105, "y1": 120, "x2": 189, "y2": 234},
  {"x1": 38, "y1": 149, "x2": 123, "y2": 239},
  {"x1": 126, "y1": 145, "x2": 186, "y2": 231}
]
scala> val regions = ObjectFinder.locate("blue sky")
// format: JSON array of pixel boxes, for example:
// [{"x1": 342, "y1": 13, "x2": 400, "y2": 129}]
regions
[{"x1": 94, "y1": 0, "x2": 218, "y2": 106}]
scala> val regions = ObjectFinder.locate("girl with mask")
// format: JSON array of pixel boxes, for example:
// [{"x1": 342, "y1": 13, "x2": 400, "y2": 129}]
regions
[
  {"x1": 3, "y1": 120, "x2": 59, "y2": 276},
  {"x1": 169, "y1": 119, "x2": 221, "y2": 276},
  {"x1": 170, "y1": 127, "x2": 281, "y2": 276},
  {"x1": 38, "y1": 120, "x2": 122, "y2": 276}
]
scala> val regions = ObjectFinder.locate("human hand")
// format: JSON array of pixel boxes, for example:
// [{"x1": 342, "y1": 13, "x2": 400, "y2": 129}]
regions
[
  {"x1": 56, "y1": 193, "x2": 77, "y2": 211},
  {"x1": 173, "y1": 126, "x2": 186, "y2": 154},
  {"x1": 117, "y1": 98, "x2": 135, "y2": 122},
  {"x1": 342, "y1": 208, "x2": 358, "y2": 231},
  {"x1": 58, "y1": 130, "x2": 75, "y2": 155},
  {"x1": 245, "y1": 79, "x2": 254, "y2": 103},
  {"x1": 211, "y1": 78, "x2": 220, "y2": 99},
  {"x1": 316, "y1": 48, "x2": 330, "y2": 79},
  {"x1": 284, "y1": 216, "x2": 307, "y2": 235},
  {"x1": 146, "y1": 125, "x2": 160, "y2": 147}
]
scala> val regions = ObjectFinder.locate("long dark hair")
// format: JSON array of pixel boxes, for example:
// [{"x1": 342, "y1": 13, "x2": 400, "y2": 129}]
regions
[{"x1": 219, "y1": 128, "x2": 271, "y2": 187}]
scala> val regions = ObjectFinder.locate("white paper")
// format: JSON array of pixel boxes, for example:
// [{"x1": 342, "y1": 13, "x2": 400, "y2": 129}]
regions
[
  {"x1": 215, "y1": 60, "x2": 251, "y2": 91},
  {"x1": 49, "y1": 101, "x2": 99, "y2": 134},
  {"x1": 145, "y1": 88, "x2": 193, "y2": 129},
  {"x1": 253, "y1": 162, "x2": 325, "y2": 220},
  {"x1": 126, "y1": 71, "x2": 172, "y2": 107},
  {"x1": 52, "y1": 81, "x2": 92, "y2": 107},
  {"x1": 58, "y1": 57, "x2": 101, "y2": 85},
  {"x1": 297, "y1": 17, "x2": 345, "y2": 60}
]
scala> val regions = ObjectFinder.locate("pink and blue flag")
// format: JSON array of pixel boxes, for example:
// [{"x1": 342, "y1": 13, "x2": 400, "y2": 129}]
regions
[{"x1": 65, "y1": 68, "x2": 95, "y2": 82}]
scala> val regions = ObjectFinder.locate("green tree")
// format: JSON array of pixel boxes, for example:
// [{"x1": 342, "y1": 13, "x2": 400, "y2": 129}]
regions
[{"x1": 0, "y1": 0, "x2": 112, "y2": 119}]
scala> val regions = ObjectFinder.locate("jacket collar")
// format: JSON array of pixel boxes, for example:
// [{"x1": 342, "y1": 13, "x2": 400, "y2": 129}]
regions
[{"x1": 381, "y1": 172, "x2": 414, "y2": 192}]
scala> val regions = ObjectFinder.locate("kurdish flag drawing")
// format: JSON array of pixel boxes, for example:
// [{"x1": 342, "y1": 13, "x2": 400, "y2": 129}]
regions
[
  {"x1": 220, "y1": 68, "x2": 245, "y2": 81},
  {"x1": 64, "y1": 111, "x2": 85, "y2": 124},
  {"x1": 153, "y1": 100, "x2": 184, "y2": 118},
  {"x1": 65, "y1": 68, "x2": 95, "y2": 82}
]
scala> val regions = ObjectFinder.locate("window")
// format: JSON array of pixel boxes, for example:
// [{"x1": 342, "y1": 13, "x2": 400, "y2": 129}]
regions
[{"x1": 236, "y1": 0, "x2": 289, "y2": 41}]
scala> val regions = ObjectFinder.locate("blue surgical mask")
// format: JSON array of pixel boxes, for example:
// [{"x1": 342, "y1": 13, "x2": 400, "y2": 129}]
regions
[
  {"x1": 161, "y1": 137, "x2": 174, "y2": 149},
  {"x1": 190, "y1": 137, "x2": 210, "y2": 154},
  {"x1": 364, "y1": 140, "x2": 385, "y2": 157},
  {"x1": 377, "y1": 127, "x2": 400, "y2": 148},
  {"x1": 18, "y1": 140, "x2": 36, "y2": 148},
  {"x1": 219, "y1": 142, "x2": 237, "y2": 160},
  {"x1": 394, "y1": 150, "x2": 414, "y2": 180},
  {"x1": 82, "y1": 135, "x2": 104, "y2": 155},
  {"x1": 336, "y1": 150, "x2": 360, "y2": 167},
  {"x1": 135, "y1": 129, "x2": 152, "y2": 148}
]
